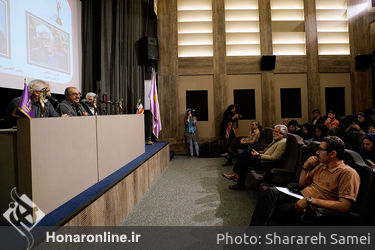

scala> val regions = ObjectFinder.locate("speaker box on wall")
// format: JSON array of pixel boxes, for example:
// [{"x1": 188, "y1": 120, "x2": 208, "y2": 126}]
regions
[
  {"x1": 355, "y1": 54, "x2": 372, "y2": 70},
  {"x1": 261, "y1": 55, "x2": 276, "y2": 70},
  {"x1": 137, "y1": 37, "x2": 159, "y2": 66}
]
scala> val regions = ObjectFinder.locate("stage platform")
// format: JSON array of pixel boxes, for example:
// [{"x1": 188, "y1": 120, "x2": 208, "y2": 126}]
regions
[{"x1": 38, "y1": 142, "x2": 170, "y2": 226}]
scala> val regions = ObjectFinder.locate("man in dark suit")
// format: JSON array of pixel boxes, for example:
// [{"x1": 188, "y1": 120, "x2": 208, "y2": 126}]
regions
[
  {"x1": 311, "y1": 109, "x2": 324, "y2": 126},
  {"x1": 57, "y1": 87, "x2": 88, "y2": 116}
]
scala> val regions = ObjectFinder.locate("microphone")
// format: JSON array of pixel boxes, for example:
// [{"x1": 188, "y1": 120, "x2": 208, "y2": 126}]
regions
[
  {"x1": 81, "y1": 99, "x2": 95, "y2": 107},
  {"x1": 46, "y1": 95, "x2": 59, "y2": 105}
]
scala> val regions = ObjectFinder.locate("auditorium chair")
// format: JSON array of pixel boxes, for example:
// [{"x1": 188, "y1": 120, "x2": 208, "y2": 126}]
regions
[
  {"x1": 257, "y1": 141, "x2": 320, "y2": 194},
  {"x1": 248, "y1": 133, "x2": 305, "y2": 190},
  {"x1": 300, "y1": 149, "x2": 375, "y2": 226},
  {"x1": 237, "y1": 127, "x2": 274, "y2": 155},
  {"x1": 343, "y1": 131, "x2": 364, "y2": 152},
  {"x1": 253, "y1": 127, "x2": 273, "y2": 151}
]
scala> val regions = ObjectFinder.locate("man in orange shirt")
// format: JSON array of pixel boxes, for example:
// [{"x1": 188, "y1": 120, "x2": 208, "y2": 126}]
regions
[{"x1": 250, "y1": 136, "x2": 360, "y2": 225}]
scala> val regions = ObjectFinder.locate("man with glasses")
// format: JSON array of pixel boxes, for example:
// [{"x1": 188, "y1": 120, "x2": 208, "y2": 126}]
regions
[
  {"x1": 57, "y1": 87, "x2": 88, "y2": 116},
  {"x1": 4, "y1": 79, "x2": 60, "y2": 128},
  {"x1": 250, "y1": 136, "x2": 360, "y2": 225},
  {"x1": 222, "y1": 124, "x2": 288, "y2": 190}
]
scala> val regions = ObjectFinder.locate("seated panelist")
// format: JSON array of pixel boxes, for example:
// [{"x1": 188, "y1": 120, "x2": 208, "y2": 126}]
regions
[
  {"x1": 57, "y1": 87, "x2": 88, "y2": 117},
  {"x1": 4, "y1": 79, "x2": 60, "y2": 128},
  {"x1": 81, "y1": 92, "x2": 97, "y2": 116}
]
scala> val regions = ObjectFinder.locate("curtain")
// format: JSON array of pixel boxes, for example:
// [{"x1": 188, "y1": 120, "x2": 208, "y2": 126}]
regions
[
  {"x1": 81, "y1": 0, "x2": 101, "y2": 95},
  {"x1": 82, "y1": 0, "x2": 156, "y2": 114}
]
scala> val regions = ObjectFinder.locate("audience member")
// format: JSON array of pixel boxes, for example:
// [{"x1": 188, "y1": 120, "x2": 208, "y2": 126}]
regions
[
  {"x1": 288, "y1": 120, "x2": 303, "y2": 137},
  {"x1": 301, "y1": 123, "x2": 315, "y2": 142},
  {"x1": 345, "y1": 112, "x2": 374, "y2": 135},
  {"x1": 282, "y1": 117, "x2": 289, "y2": 127},
  {"x1": 312, "y1": 124, "x2": 328, "y2": 142},
  {"x1": 311, "y1": 109, "x2": 324, "y2": 126},
  {"x1": 324, "y1": 110, "x2": 340, "y2": 129},
  {"x1": 222, "y1": 120, "x2": 261, "y2": 166},
  {"x1": 250, "y1": 136, "x2": 360, "y2": 225},
  {"x1": 359, "y1": 134, "x2": 375, "y2": 168},
  {"x1": 57, "y1": 87, "x2": 88, "y2": 116},
  {"x1": 184, "y1": 108, "x2": 199, "y2": 157},
  {"x1": 4, "y1": 79, "x2": 60, "y2": 128},
  {"x1": 220, "y1": 105, "x2": 239, "y2": 157},
  {"x1": 327, "y1": 128, "x2": 336, "y2": 136},
  {"x1": 222, "y1": 124, "x2": 288, "y2": 190}
]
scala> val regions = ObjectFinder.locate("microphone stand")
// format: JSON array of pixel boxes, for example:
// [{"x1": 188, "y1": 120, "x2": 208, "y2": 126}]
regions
[{"x1": 145, "y1": 110, "x2": 153, "y2": 145}]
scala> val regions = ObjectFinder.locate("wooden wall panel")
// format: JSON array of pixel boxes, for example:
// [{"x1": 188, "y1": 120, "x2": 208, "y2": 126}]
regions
[
  {"x1": 274, "y1": 56, "x2": 307, "y2": 73},
  {"x1": 178, "y1": 57, "x2": 213, "y2": 75},
  {"x1": 348, "y1": 0, "x2": 372, "y2": 112},
  {"x1": 157, "y1": 0, "x2": 372, "y2": 143},
  {"x1": 158, "y1": 0, "x2": 179, "y2": 142},
  {"x1": 213, "y1": 0, "x2": 227, "y2": 139},
  {"x1": 65, "y1": 145, "x2": 170, "y2": 226},
  {"x1": 226, "y1": 57, "x2": 261, "y2": 74},
  {"x1": 259, "y1": 0, "x2": 274, "y2": 127},
  {"x1": 177, "y1": 75, "x2": 215, "y2": 139},
  {"x1": 304, "y1": 0, "x2": 320, "y2": 119},
  {"x1": 319, "y1": 55, "x2": 351, "y2": 72},
  {"x1": 259, "y1": 0, "x2": 272, "y2": 55}
]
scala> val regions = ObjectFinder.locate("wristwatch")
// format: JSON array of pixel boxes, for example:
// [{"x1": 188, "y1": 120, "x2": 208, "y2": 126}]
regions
[{"x1": 306, "y1": 197, "x2": 312, "y2": 205}]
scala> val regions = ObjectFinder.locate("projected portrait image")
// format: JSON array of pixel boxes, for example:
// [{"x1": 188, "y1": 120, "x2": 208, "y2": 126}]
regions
[
  {"x1": 26, "y1": 12, "x2": 70, "y2": 74},
  {"x1": 0, "y1": 0, "x2": 10, "y2": 58}
]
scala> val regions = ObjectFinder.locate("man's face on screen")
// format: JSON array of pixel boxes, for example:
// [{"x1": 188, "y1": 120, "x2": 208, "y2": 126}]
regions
[
  {"x1": 39, "y1": 32, "x2": 53, "y2": 55},
  {"x1": 67, "y1": 88, "x2": 81, "y2": 104}
]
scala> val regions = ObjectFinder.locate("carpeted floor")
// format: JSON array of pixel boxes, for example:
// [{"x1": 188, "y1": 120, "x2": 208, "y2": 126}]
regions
[{"x1": 121, "y1": 156, "x2": 258, "y2": 226}]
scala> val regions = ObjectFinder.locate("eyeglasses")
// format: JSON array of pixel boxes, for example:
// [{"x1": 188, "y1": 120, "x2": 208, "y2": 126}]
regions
[
  {"x1": 317, "y1": 147, "x2": 329, "y2": 152},
  {"x1": 70, "y1": 92, "x2": 81, "y2": 97},
  {"x1": 39, "y1": 87, "x2": 49, "y2": 92}
]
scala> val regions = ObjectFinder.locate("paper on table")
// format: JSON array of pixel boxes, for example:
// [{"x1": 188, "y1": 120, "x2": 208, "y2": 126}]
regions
[{"x1": 276, "y1": 186, "x2": 304, "y2": 200}]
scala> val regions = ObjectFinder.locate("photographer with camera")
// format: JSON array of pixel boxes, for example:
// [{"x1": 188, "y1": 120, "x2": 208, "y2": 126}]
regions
[{"x1": 184, "y1": 108, "x2": 199, "y2": 157}]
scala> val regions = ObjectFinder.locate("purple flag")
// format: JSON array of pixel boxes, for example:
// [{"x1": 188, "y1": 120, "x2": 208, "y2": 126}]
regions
[
  {"x1": 13, "y1": 82, "x2": 34, "y2": 118},
  {"x1": 149, "y1": 68, "x2": 162, "y2": 138}
]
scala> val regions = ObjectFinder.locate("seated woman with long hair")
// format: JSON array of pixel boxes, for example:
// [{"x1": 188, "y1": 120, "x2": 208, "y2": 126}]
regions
[
  {"x1": 359, "y1": 133, "x2": 375, "y2": 168},
  {"x1": 301, "y1": 123, "x2": 315, "y2": 143},
  {"x1": 312, "y1": 124, "x2": 328, "y2": 142}
]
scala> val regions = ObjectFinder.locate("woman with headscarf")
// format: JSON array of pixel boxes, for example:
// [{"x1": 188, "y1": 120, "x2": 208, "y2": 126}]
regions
[{"x1": 184, "y1": 108, "x2": 199, "y2": 157}]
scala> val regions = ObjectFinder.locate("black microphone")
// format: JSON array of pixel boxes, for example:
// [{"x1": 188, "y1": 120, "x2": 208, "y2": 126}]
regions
[
  {"x1": 81, "y1": 99, "x2": 95, "y2": 107},
  {"x1": 46, "y1": 95, "x2": 59, "y2": 105}
]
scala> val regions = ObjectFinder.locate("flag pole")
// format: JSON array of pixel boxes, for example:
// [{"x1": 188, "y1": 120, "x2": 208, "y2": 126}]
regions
[{"x1": 146, "y1": 69, "x2": 154, "y2": 145}]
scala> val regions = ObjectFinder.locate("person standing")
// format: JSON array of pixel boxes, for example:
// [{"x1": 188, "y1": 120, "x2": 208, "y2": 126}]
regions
[
  {"x1": 220, "y1": 105, "x2": 239, "y2": 157},
  {"x1": 185, "y1": 108, "x2": 199, "y2": 157}
]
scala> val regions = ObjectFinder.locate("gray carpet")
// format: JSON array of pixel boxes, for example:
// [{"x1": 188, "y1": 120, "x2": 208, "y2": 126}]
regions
[{"x1": 121, "y1": 156, "x2": 258, "y2": 226}]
